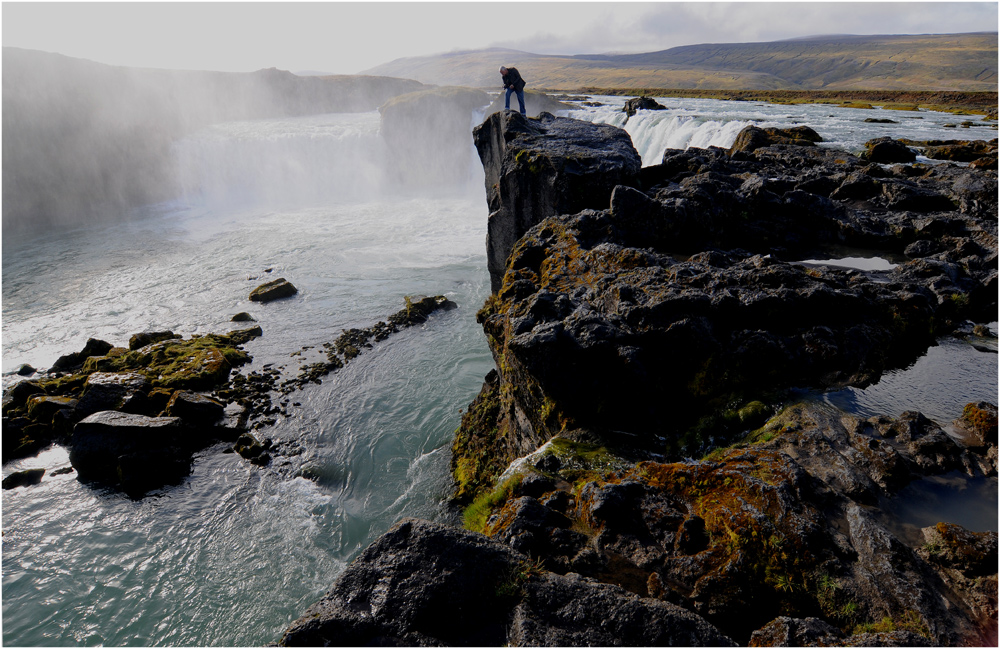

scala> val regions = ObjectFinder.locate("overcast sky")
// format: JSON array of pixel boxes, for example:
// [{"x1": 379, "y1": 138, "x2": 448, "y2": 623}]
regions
[{"x1": 3, "y1": 2, "x2": 997, "y2": 75}]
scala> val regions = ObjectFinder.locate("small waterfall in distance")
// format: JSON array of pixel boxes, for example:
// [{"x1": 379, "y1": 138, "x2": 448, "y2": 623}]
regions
[{"x1": 565, "y1": 103, "x2": 751, "y2": 166}]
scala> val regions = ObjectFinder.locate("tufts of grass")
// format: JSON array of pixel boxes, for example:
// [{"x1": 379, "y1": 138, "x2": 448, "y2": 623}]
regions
[{"x1": 463, "y1": 474, "x2": 523, "y2": 533}]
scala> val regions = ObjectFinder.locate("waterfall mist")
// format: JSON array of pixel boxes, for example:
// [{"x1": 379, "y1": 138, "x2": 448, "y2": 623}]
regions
[{"x1": 1, "y1": 47, "x2": 428, "y2": 240}]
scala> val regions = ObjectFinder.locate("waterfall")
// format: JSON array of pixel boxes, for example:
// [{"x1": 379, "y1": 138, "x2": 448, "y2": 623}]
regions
[
  {"x1": 564, "y1": 102, "x2": 751, "y2": 166},
  {"x1": 171, "y1": 112, "x2": 389, "y2": 208}
]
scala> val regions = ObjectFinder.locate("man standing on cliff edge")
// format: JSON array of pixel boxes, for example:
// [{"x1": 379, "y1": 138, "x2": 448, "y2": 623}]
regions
[{"x1": 500, "y1": 66, "x2": 527, "y2": 116}]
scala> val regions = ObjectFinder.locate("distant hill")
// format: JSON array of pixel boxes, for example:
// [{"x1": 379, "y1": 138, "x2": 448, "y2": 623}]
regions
[{"x1": 362, "y1": 33, "x2": 998, "y2": 91}]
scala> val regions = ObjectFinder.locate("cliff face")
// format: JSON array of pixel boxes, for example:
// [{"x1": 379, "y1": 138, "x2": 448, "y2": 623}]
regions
[
  {"x1": 456, "y1": 111, "x2": 997, "y2": 499},
  {"x1": 283, "y1": 113, "x2": 997, "y2": 646},
  {"x1": 446, "y1": 113, "x2": 997, "y2": 643},
  {"x1": 473, "y1": 111, "x2": 642, "y2": 292}
]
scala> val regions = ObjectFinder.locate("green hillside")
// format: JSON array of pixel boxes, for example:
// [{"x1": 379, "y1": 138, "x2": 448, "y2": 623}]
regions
[{"x1": 364, "y1": 33, "x2": 998, "y2": 92}]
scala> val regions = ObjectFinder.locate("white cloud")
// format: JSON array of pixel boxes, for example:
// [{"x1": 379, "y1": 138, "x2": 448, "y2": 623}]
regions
[{"x1": 2, "y1": 2, "x2": 996, "y2": 74}]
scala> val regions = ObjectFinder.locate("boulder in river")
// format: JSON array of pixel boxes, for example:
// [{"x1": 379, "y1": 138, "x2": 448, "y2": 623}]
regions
[
  {"x1": 622, "y1": 96, "x2": 667, "y2": 119},
  {"x1": 249, "y1": 278, "x2": 298, "y2": 303},
  {"x1": 69, "y1": 411, "x2": 190, "y2": 496},
  {"x1": 863, "y1": 136, "x2": 917, "y2": 163},
  {"x1": 2, "y1": 468, "x2": 45, "y2": 490}
]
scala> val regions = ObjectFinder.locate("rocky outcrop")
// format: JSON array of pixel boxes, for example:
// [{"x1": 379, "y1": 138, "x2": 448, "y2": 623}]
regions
[
  {"x1": 900, "y1": 137, "x2": 998, "y2": 165},
  {"x1": 455, "y1": 120, "x2": 996, "y2": 490},
  {"x1": 3, "y1": 294, "x2": 460, "y2": 498},
  {"x1": 1, "y1": 332, "x2": 253, "y2": 493},
  {"x1": 2, "y1": 468, "x2": 45, "y2": 490},
  {"x1": 460, "y1": 402, "x2": 997, "y2": 645},
  {"x1": 729, "y1": 125, "x2": 823, "y2": 153},
  {"x1": 473, "y1": 111, "x2": 642, "y2": 292},
  {"x1": 439, "y1": 116, "x2": 997, "y2": 646},
  {"x1": 280, "y1": 518, "x2": 735, "y2": 647}
]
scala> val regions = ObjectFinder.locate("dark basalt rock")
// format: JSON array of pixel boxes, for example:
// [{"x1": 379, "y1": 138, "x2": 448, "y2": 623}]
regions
[
  {"x1": 749, "y1": 617, "x2": 845, "y2": 647},
  {"x1": 69, "y1": 411, "x2": 190, "y2": 496},
  {"x1": 475, "y1": 402, "x2": 996, "y2": 645},
  {"x1": 50, "y1": 338, "x2": 113, "y2": 372},
  {"x1": 249, "y1": 278, "x2": 298, "y2": 302},
  {"x1": 164, "y1": 390, "x2": 225, "y2": 423},
  {"x1": 227, "y1": 325, "x2": 263, "y2": 345},
  {"x1": 2, "y1": 468, "x2": 45, "y2": 490},
  {"x1": 729, "y1": 125, "x2": 823, "y2": 153},
  {"x1": 439, "y1": 115, "x2": 998, "y2": 647},
  {"x1": 128, "y1": 330, "x2": 181, "y2": 351},
  {"x1": 14, "y1": 364, "x2": 36, "y2": 376},
  {"x1": 280, "y1": 518, "x2": 734, "y2": 647},
  {"x1": 230, "y1": 312, "x2": 256, "y2": 322},
  {"x1": 26, "y1": 395, "x2": 78, "y2": 425},
  {"x1": 863, "y1": 136, "x2": 917, "y2": 163},
  {"x1": 473, "y1": 111, "x2": 642, "y2": 292},
  {"x1": 75, "y1": 371, "x2": 151, "y2": 419},
  {"x1": 900, "y1": 137, "x2": 998, "y2": 163},
  {"x1": 622, "y1": 96, "x2": 667, "y2": 118},
  {"x1": 458, "y1": 118, "x2": 997, "y2": 478}
]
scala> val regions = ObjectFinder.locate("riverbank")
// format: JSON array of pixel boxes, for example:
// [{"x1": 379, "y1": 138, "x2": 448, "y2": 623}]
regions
[{"x1": 568, "y1": 88, "x2": 999, "y2": 118}]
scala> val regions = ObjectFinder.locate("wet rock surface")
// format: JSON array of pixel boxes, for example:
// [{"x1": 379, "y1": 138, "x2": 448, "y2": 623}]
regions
[
  {"x1": 458, "y1": 124, "x2": 997, "y2": 480},
  {"x1": 622, "y1": 95, "x2": 667, "y2": 119},
  {"x1": 280, "y1": 518, "x2": 735, "y2": 647},
  {"x1": 437, "y1": 117, "x2": 997, "y2": 646},
  {"x1": 249, "y1": 277, "x2": 298, "y2": 302}
]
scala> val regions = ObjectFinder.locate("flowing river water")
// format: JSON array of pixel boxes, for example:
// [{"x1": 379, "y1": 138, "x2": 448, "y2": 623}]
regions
[{"x1": 2, "y1": 96, "x2": 997, "y2": 646}]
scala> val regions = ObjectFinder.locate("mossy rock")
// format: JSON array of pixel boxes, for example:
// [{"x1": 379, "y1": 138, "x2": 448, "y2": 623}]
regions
[
  {"x1": 26, "y1": 395, "x2": 78, "y2": 424},
  {"x1": 85, "y1": 335, "x2": 249, "y2": 391},
  {"x1": 249, "y1": 278, "x2": 298, "y2": 303}
]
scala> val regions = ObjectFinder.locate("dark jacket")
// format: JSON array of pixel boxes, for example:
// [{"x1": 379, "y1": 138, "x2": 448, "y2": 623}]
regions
[{"x1": 501, "y1": 67, "x2": 526, "y2": 92}]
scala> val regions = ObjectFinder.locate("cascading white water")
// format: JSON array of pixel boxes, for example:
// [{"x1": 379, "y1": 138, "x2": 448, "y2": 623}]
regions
[
  {"x1": 563, "y1": 95, "x2": 998, "y2": 166},
  {"x1": 172, "y1": 112, "x2": 391, "y2": 207}
]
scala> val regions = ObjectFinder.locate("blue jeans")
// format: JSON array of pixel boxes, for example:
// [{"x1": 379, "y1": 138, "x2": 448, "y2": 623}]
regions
[{"x1": 505, "y1": 87, "x2": 526, "y2": 116}]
